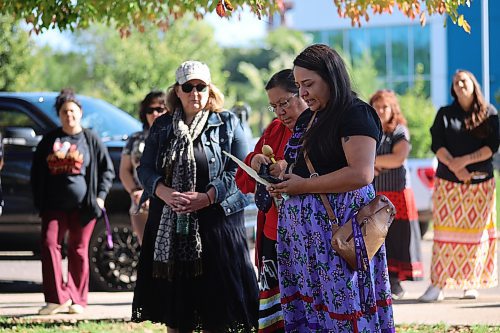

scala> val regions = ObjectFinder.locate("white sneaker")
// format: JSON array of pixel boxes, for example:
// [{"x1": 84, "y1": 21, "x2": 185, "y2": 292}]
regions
[
  {"x1": 38, "y1": 299, "x2": 72, "y2": 315},
  {"x1": 68, "y1": 304, "x2": 85, "y2": 314},
  {"x1": 418, "y1": 285, "x2": 444, "y2": 303},
  {"x1": 462, "y1": 289, "x2": 479, "y2": 299}
]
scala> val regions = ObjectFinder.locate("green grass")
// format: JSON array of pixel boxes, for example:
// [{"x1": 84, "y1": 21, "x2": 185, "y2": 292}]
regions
[
  {"x1": 0, "y1": 319, "x2": 164, "y2": 333},
  {"x1": 0, "y1": 319, "x2": 500, "y2": 333}
]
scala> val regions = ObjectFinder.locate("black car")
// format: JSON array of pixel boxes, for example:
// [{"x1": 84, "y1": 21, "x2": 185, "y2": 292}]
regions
[{"x1": 0, "y1": 92, "x2": 142, "y2": 291}]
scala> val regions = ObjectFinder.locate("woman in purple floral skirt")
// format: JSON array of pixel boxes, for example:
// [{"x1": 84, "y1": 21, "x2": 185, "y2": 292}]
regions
[{"x1": 269, "y1": 44, "x2": 395, "y2": 332}]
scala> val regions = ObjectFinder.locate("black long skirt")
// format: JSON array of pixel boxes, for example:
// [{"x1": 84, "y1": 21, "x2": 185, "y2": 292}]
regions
[{"x1": 132, "y1": 198, "x2": 259, "y2": 332}]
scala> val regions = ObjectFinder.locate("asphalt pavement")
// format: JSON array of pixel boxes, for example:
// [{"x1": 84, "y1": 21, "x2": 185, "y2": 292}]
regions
[{"x1": 1, "y1": 235, "x2": 500, "y2": 325}]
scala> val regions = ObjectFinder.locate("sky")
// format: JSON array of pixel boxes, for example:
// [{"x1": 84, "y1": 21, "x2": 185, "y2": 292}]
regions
[{"x1": 32, "y1": 7, "x2": 268, "y2": 51}]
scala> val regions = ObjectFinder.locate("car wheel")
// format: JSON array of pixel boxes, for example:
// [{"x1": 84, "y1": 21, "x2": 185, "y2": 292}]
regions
[{"x1": 88, "y1": 218, "x2": 139, "y2": 291}]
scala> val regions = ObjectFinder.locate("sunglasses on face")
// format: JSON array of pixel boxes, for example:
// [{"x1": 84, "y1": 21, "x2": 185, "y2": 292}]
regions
[
  {"x1": 181, "y1": 82, "x2": 208, "y2": 93},
  {"x1": 145, "y1": 106, "x2": 166, "y2": 115}
]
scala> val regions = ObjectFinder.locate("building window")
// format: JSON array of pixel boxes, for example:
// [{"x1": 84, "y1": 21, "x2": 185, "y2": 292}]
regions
[
  {"x1": 370, "y1": 27, "x2": 387, "y2": 77},
  {"x1": 309, "y1": 24, "x2": 431, "y2": 96}
]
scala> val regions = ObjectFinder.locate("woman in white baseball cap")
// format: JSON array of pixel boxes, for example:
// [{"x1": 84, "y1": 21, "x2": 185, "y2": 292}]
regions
[{"x1": 132, "y1": 60, "x2": 258, "y2": 332}]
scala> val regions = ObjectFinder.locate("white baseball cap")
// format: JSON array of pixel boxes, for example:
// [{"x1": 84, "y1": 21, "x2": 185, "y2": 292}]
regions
[{"x1": 175, "y1": 60, "x2": 211, "y2": 85}]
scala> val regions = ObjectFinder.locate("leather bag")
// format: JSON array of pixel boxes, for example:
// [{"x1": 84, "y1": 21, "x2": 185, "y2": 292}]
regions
[
  {"x1": 329, "y1": 195, "x2": 395, "y2": 270},
  {"x1": 304, "y1": 151, "x2": 396, "y2": 269}
]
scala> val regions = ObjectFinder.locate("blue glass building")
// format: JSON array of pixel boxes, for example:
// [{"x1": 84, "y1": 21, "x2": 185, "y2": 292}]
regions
[{"x1": 286, "y1": 0, "x2": 499, "y2": 108}]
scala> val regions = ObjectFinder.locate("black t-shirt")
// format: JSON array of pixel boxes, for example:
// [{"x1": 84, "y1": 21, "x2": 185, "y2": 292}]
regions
[
  {"x1": 285, "y1": 98, "x2": 382, "y2": 178},
  {"x1": 430, "y1": 102, "x2": 499, "y2": 183},
  {"x1": 194, "y1": 136, "x2": 209, "y2": 192},
  {"x1": 46, "y1": 131, "x2": 90, "y2": 210}
]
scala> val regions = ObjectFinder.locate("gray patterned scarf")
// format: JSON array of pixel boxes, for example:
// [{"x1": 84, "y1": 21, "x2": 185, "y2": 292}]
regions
[{"x1": 153, "y1": 107, "x2": 209, "y2": 280}]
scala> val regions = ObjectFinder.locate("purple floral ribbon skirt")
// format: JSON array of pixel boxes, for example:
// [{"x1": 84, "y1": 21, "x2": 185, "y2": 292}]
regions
[{"x1": 277, "y1": 185, "x2": 395, "y2": 333}]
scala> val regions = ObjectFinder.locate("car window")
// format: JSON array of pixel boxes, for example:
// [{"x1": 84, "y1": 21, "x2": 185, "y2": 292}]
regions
[
  {"x1": 0, "y1": 109, "x2": 43, "y2": 134},
  {"x1": 79, "y1": 98, "x2": 141, "y2": 141},
  {"x1": 23, "y1": 95, "x2": 141, "y2": 140}
]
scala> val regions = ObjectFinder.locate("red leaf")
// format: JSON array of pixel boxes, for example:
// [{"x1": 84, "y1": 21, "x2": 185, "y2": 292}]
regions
[{"x1": 216, "y1": 1, "x2": 226, "y2": 17}]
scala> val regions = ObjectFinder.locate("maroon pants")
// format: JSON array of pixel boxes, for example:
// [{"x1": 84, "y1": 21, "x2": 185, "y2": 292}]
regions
[{"x1": 41, "y1": 210, "x2": 96, "y2": 306}]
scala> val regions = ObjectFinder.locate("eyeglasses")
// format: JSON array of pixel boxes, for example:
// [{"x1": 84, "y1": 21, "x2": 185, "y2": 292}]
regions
[
  {"x1": 268, "y1": 94, "x2": 297, "y2": 113},
  {"x1": 145, "y1": 106, "x2": 166, "y2": 115},
  {"x1": 181, "y1": 82, "x2": 208, "y2": 93}
]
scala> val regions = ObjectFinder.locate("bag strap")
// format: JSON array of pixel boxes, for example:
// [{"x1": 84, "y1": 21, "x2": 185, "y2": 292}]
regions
[
  {"x1": 101, "y1": 208, "x2": 114, "y2": 250},
  {"x1": 303, "y1": 152, "x2": 337, "y2": 222},
  {"x1": 301, "y1": 111, "x2": 337, "y2": 222}
]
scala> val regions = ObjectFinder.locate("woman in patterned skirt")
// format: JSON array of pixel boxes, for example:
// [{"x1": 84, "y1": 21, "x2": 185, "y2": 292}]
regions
[
  {"x1": 369, "y1": 90, "x2": 424, "y2": 300},
  {"x1": 269, "y1": 44, "x2": 395, "y2": 332},
  {"x1": 419, "y1": 70, "x2": 499, "y2": 302}
]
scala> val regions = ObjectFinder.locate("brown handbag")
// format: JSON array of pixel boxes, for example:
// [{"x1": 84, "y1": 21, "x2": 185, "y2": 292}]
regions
[
  {"x1": 303, "y1": 151, "x2": 396, "y2": 270},
  {"x1": 329, "y1": 195, "x2": 396, "y2": 269}
]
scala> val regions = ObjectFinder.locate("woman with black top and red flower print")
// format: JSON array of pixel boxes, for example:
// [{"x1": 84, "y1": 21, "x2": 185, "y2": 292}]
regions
[{"x1": 31, "y1": 88, "x2": 115, "y2": 315}]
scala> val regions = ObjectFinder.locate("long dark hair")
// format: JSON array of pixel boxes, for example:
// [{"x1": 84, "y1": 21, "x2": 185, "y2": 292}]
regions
[
  {"x1": 293, "y1": 44, "x2": 355, "y2": 160},
  {"x1": 451, "y1": 69, "x2": 490, "y2": 138},
  {"x1": 139, "y1": 91, "x2": 167, "y2": 129},
  {"x1": 265, "y1": 69, "x2": 297, "y2": 94},
  {"x1": 54, "y1": 88, "x2": 82, "y2": 115}
]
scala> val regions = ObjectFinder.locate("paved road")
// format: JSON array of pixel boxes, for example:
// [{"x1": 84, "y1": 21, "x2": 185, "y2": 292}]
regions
[
  {"x1": 391, "y1": 236, "x2": 500, "y2": 325},
  {"x1": 1, "y1": 237, "x2": 500, "y2": 325}
]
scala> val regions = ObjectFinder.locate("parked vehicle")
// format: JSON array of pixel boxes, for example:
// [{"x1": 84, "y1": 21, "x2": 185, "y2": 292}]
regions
[
  {"x1": 0, "y1": 92, "x2": 142, "y2": 291},
  {"x1": 407, "y1": 158, "x2": 436, "y2": 237}
]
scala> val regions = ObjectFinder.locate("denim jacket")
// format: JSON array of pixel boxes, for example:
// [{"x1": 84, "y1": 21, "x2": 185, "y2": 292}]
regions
[{"x1": 137, "y1": 110, "x2": 249, "y2": 216}]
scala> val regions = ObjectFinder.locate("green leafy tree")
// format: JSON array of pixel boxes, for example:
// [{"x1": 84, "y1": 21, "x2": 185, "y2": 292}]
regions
[
  {"x1": 0, "y1": 1, "x2": 473, "y2": 34},
  {"x1": 32, "y1": 17, "x2": 225, "y2": 116},
  {"x1": 347, "y1": 51, "x2": 433, "y2": 158},
  {"x1": 0, "y1": 15, "x2": 40, "y2": 91},
  {"x1": 33, "y1": 46, "x2": 91, "y2": 93},
  {"x1": 223, "y1": 47, "x2": 275, "y2": 84},
  {"x1": 346, "y1": 50, "x2": 380, "y2": 102},
  {"x1": 233, "y1": 27, "x2": 310, "y2": 134},
  {"x1": 399, "y1": 64, "x2": 435, "y2": 158}
]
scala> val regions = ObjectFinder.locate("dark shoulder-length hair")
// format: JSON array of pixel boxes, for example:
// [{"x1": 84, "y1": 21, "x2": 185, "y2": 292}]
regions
[
  {"x1": 166, "y1": 82, "x2": 224, "y2": 113},
  {"x1": 265, "y1": 69, "x2": 298, "y2": 94},
  {"x1": 293, "y1": 44, "x2": 355, "y2": 160},
  {"x1": 139, "y1": 91, "x2": 167, "y2": 129},
  {"x1": 54, "y1": 88, "x2": 82, "y2": 115},
  {"x1": 369, "y1": 89, "x2": 407, "y2": 133},
  {"x1": 451, "y1": 69, "x2": 490, "y2": 136}
]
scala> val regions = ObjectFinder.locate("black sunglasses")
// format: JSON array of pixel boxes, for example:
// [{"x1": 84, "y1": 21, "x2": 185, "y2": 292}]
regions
[
  {"x1": 145, "y1": 106, "x2": 166, "y2": 115},
  {"x1": 181, "y1": 83, "x2": 208, "y2": 93}
]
